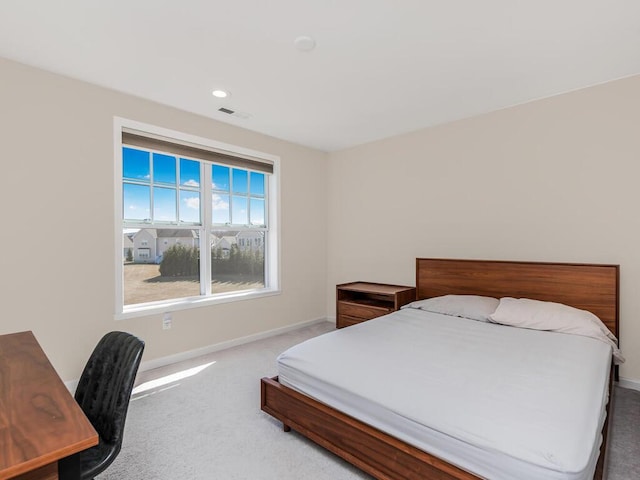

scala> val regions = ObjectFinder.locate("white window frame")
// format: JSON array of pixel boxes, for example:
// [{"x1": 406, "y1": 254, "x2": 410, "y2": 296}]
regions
[{"x1": 114, "y1": 117, "x2": 280, "y2": 319}]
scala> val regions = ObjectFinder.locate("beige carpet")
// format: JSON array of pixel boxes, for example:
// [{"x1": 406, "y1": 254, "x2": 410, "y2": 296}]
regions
[{"x1": 98, "y1": 321, "x2": 639, "y2": 479}]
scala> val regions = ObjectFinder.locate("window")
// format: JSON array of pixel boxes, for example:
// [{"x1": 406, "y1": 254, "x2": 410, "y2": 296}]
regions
[{"x1": 115, "y1": 119, "x2": 279, "y2": 317}]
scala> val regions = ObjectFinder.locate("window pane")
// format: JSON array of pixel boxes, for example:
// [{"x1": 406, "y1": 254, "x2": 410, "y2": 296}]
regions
[
  {"x1": 212, "y1": 193, "x2": 230, "y2": 224},
  {"x1": 123, "y1": 183, "x2": 150, "y2": 221},
  {"x1": 250, "y1": 198, "x2": 265, "y2": 226},
  {"x1": 120, "y1": 133, "x2": 273, "y2": 312},
  {"x1": 123, "y1": 228, "x2": 200, "y2": 305},
  {"x1": 180, "y1": 190, "x2": 200, "y2": 223},
  {"x1": 123, "y1": 147, "x2": 150, "y2": 181},
  {"x1": 153, "y1": 187, "x2": 177, "y2": 222},
  {"x1": 232, "y1": 169, "x2": 248, "y2": 193},
  {"x1": 153, "y1": 153, "x2": 177, "y2": 185},
  {"x1": 212, "y1": 165, "x2": 230, "y2": 191},
  {"x1": 231, "y1": 195, "x2": 248, "y2": 225},
  {"x1": 250, "y1": 172, "x2": 265, "y2": 196},
  {"x1": 180, "y1": 158, "x2": 200, "y2": 187},
  {"x1": 211, "y1": 230, "x2": 265, "y2": 294}
]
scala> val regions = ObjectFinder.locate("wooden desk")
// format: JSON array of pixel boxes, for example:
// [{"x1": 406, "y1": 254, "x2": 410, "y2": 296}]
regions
[{"x1": 0, "y1": 331, "x2": 98, "y2": 480}]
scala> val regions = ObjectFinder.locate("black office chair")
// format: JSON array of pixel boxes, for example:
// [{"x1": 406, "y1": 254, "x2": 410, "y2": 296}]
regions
[{"x1": 59, "y1": 331, "x2": 145, "y2": 480}]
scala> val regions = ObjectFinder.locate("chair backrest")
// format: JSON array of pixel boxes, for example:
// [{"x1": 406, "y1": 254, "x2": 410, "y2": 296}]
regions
[{"x1": 75, "y1": 331, "x2": 145, "y2": 446}]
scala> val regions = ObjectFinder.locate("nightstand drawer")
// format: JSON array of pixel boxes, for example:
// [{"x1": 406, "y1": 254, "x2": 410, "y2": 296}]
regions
[
  {"x1": 338, "y1": 301, "x2": 392, "y2": 320},
  {"x1": 337, "y1": 315, "x2": 366, "y2": 328}
]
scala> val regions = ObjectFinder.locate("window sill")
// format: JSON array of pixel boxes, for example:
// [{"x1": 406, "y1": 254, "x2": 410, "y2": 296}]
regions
[{"x1": 114, "y1": 287, "x2": 281, "y2": 320}]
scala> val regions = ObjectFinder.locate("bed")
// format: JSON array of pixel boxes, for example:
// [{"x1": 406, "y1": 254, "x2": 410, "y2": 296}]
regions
[{"x1": 260, "y1": 258, "x2": 620, "y2": 480}]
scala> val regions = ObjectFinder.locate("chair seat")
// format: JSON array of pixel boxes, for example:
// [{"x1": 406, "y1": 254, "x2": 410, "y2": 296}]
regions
[
  {"x1": 79, "y1": 437, "x2": 120, "y2": 480},
  {"x1": 59, "y1": 436, "x2": 120, "y2": 480}
]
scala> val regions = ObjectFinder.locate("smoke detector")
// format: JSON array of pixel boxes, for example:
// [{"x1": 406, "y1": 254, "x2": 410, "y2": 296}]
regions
[{"x1": 294, "y1": 36, "x2": 316, "y2": 52}]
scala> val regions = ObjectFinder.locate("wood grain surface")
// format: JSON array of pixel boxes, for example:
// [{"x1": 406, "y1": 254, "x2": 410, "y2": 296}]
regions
[
  {"x1": 416, "y1": 258, "x2": 619, "y2": 338},
  {"x1": 0, "y1": 331, "x2": 97, "y2": 480}
]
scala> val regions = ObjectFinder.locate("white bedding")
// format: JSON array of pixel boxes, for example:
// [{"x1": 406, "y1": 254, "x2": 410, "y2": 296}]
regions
[{"x1": 277, "y1": 309, "x2": 612, "y2": 480}]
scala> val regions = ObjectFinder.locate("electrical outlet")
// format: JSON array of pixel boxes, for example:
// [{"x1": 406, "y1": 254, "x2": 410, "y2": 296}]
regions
[{"x1": 162, "y1": 312, "x2": 172, "y2": 330}]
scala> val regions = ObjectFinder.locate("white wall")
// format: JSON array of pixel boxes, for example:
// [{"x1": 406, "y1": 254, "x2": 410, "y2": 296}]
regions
[
  {"x1": 3, "y1": 54, "x2": 639, "y2": 385},
  {"x1": 327, "y1": 75, "x2": 640, "y2": 383},
  {"x1": 0, "y1": 57, "x2": 328, "y2": 380}
]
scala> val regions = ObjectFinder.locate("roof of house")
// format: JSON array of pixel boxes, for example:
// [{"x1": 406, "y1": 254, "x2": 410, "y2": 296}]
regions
[
  {"x1": 156, "y1": 229, "x2": 198, "y2": 238},
  {"x1": 236, "y1": 230, "x2": 264, "y2": 238},
  {"x1": 133, "y1": 228, "x2": 198, "y2": 239}
]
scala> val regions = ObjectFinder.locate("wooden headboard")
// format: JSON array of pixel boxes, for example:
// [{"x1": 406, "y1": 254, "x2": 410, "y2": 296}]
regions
[{"x1": 416, "y1": 258, "x2": 619, "y2": 338}]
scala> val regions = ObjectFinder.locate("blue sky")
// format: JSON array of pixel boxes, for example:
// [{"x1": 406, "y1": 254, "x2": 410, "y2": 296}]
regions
[{"x1": 123, "y1": 147, "x2": 265, "y2": 225}]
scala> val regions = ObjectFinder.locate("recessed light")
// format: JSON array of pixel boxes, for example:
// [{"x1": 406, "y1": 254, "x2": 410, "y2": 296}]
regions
[{"x1": 212, "y1": 89, "x2": 230, "y2": 98}]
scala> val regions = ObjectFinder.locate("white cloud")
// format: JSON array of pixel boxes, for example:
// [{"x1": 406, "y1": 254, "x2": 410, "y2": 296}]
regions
[
  {"x1": 212, "y1": 194, "x2": 229, "y2": 211},
  {"x1": 128, "y1": 205, "x2": 149, "y2": 212},
  {"x1": 184, "y1": 197, "x2": 200, "y2": 210},
  {"x1": 183, "y1": 179, "x2": 199, "y2": 187}
]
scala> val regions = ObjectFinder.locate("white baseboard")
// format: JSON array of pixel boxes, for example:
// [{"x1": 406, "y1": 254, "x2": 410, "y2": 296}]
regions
[
  {"x1": 69, "y1": 317, "x2": 640, "y2": 397},
  {"x1": 617, "y1": 376, "x2": 640, "y2": 391},
  {"x1": 64, "y1": 317, "x2": 328, "y2": 392},
  {"x1": 140, "y1": 316, "x2": 328, "y2": 373}
]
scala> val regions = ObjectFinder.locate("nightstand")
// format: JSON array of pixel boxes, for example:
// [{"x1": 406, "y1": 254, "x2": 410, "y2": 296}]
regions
[{"x1": 336, "y1": 282, "x2": 416, "y2": 328}]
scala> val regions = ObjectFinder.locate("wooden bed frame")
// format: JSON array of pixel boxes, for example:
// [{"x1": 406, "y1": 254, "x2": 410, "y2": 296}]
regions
[{"x1": 261, "y1": 258, "x2": 620, "y2": 480}]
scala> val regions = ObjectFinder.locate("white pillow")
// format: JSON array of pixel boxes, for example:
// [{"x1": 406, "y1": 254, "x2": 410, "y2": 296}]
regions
[
  {"x1": 489, "y1": 297, "x2": 624, "y2": 364},
  {"x1": 402, "y1": 295, "x2": 499, "y2": 322}
]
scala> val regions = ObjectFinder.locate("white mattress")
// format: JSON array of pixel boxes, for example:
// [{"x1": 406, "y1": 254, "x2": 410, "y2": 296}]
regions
[{"x1": 277, "y1": 309, "x2": 612, "y2": 480}]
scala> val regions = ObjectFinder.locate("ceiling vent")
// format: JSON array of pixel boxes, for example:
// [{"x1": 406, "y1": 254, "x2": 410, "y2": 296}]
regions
[{"x1": 217, "y1": 107, "x2": 251, "y2": 119}]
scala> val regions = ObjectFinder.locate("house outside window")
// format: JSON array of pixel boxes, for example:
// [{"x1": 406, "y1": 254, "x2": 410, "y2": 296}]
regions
[{"x1": 115, "y1": 118, "x2": 279, "y2": 318}]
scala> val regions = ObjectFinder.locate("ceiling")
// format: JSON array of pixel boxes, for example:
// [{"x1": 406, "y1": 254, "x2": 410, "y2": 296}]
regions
[{"x1": 1, "y1": 1, "x2": 639, "y2": 152}]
